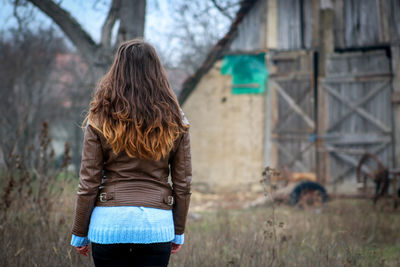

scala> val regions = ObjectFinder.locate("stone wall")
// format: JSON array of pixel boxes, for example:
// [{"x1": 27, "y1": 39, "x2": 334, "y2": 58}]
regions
[{"x1": 182, "y1": 60, "x2": 266, "y2": 193}]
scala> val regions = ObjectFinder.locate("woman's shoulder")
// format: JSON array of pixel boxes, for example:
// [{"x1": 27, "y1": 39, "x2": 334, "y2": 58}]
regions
[
  {"x1": 86, "y1": 115, "x2": 102, "y2": 132},
  {"x1": 180, "y1": 109, "x2": 189, "y2": 126}
]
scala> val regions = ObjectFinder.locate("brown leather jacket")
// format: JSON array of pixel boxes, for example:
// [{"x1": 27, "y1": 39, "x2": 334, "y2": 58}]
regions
[{"x1": 71, "y1": 114, "x2": 192, "y2": 237}]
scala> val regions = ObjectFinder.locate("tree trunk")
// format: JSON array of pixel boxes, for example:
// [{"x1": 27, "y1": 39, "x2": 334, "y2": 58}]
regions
[
  {"x1": 118, "y1": 0, "x2": 146, "y2": 43},
  {"x1": 27, "y1": 0, "x2": 146, "y2": 82},
  {"x1": 23, "y1": 0, "x2": 146, "y2": 173}
]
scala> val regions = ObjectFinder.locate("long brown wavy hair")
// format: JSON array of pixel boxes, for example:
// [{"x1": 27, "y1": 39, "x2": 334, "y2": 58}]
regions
[{"x1": 81, "y1": 39, "x2": 188, "y2": 161}]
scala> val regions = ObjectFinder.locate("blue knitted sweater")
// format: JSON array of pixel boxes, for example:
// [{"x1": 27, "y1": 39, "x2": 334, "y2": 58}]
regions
[{"x1": 70, "y1": 206, "x2": 184, "y2": 247}]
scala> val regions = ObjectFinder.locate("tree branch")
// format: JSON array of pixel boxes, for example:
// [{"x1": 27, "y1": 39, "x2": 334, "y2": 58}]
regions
[
  {"x1": 179, "y1": 0, "x2": 256, "y2": 104},
  {"x1": 27, "y1": 0, "x2": 98, "y2": 58},
  {"x1": 210, "y1": 0, "x2": 234, "y2": 20},
  {"x1": 101, "y1": 0, "x2": 121, "y2": 49}
]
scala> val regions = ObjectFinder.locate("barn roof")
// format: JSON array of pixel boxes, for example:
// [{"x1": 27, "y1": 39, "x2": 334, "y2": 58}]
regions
[{"x1": 178, "y1": 0, "x2": 258, "y2": 104}]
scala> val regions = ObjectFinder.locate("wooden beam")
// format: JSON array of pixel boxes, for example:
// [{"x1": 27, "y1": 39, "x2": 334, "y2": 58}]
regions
[
  {"x1": 310, "y1": 0, "x2": 320, "y2": 48},
  {"x1": 325, "y1": 144, "x2": 374, "y2": 174},
  {"x1": 269, "y1": 72, "x2": 312, "y2": 80},
  {"x1": 391, "y1": 46, "x2": 400, "y2": 168},
  {"x1": 267, "y1": 0, "x2": 278, "y2": 49},
  {"x1": 317, "y1": 5, "x2": 334, "y2": 185},
  {"x1": 274, "y1": 86, "x2": 312, "y2": 132},
  {"x1": 323, "y1": 73, "x2": 392, "y2": 83},
  {"x1": 333, "y1": 0, "x2": 345, "y2": 48},
  {"x1": 392, "y1": 91, "x2": 400, "y2": 104},
  {"x1": 276, "y1": 142, "x2": 308, "y2": 171},
  {"x1": 271, "y1": 80, "x2": 315, "y2": 129},
  {"x1": 323, "y1": 83, "x2": 391, "y2": 133},
  {"x1": 286, "y1": 141, "x2": 314, "y2": 169},
  {"x1": 322, "y1": 134, "x2": 391, "y2": 145},
  {"x1": 327, "y1": 142, "x2": 390, "y2": 182},
  {"x1": 326, "y1": 80, "x2": 391, "y2": 132}
]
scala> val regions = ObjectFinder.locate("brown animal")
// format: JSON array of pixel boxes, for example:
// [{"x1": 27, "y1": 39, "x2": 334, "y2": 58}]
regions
[{"x1": 356, "y1": 153, "x2": 390, "y2": 204}]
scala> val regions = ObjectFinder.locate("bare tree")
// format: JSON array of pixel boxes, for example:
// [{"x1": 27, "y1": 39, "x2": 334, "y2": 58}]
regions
[
  {"x1": 3, "y1": 0, "x2": 239, "y2": 172},
  {"x1": 19, "y1": 0, "x2": 146, "y2": 82},
  {"x1": 49, "y1": 51, "x2": 94, "y2": 176},
  {"x1": 0, "y1": 27, "x2": 67, "y2": 169},
  {"x1": 8, "y1": 0, "x2": 147, "y2": 173},
  {"x1": 168, "y1": 0, "x2": 240, "y2": 75}
]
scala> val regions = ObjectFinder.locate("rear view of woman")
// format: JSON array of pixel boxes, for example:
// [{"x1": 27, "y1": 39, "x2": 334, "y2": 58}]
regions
[{"x1": 69, "y1": 39, "x2": 192, "y2": 267}]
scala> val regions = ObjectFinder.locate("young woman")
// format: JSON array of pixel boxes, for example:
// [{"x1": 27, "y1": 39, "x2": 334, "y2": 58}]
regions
[{"x1": 70, "y1": 39, "x2": 192, "y2": 267}]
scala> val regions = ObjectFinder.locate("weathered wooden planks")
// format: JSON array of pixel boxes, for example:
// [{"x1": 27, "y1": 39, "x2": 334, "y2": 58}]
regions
[
  {"x1": 334, "y1": 0, "x2": 400, "y2": 48},
  {"x1": 268, "y1": 50, "x2": 316, "y2": 173},
  {"x1": 322, "y1": 50, "x2": 393, "y2": 183}
]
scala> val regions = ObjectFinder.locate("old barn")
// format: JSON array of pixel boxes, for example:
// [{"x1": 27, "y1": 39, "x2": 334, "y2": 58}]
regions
[{"x1": 179, "y1": 0, "x2": 400, "y2": 194}]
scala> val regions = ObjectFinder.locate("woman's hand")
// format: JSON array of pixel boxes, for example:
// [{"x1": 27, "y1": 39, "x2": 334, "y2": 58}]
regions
[
  {"x1": 74, "y1": 245, "x2": 90, "y2": 256},
  {"x1": 171, "y1": 243, "x2": 182, "y2": 254}
]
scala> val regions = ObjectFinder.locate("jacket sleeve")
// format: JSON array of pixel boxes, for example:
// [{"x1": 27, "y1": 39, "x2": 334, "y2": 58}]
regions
[
  {"x1": 169, "y1": 128, "x2": 192, "y2": 235},
  {"x1": 71, "y1": 122, "x2": 104, "y2": 237}
]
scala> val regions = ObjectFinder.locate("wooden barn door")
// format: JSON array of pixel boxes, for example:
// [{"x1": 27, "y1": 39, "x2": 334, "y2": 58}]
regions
[
  {"x1": 268, "y1": 50, "x2": 317, "y2": 173},
  {"x1": 321, "y1": 50, "x2": 394, "y2": 183}
]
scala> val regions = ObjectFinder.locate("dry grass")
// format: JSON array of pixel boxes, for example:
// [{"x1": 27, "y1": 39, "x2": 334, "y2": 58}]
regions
[
  {"x1": 1, "y1": 140, "x2": 399, "y2": 266},
  {"x1": 0, "y1": 179, "x2": 88, "y2": 267},
  {"x1": 169, "y1": 199, "x2": 400, "y2": 267},
  {"x1": 1, "y1": 182, "x2": 399, "y2": 266}
]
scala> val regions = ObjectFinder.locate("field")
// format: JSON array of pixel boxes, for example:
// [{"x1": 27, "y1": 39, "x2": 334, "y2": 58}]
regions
[{"x1": 1, "y1": 177, "x2": 399, "y2": 267}]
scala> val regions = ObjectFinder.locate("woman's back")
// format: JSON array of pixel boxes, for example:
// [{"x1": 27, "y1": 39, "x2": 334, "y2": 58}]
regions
[
  {"x1": 71, "y1": 113, "x2": 192, "y2": 235},
  {"x1": 70, "y1": 39, "x2": 192, "y2": 266}
]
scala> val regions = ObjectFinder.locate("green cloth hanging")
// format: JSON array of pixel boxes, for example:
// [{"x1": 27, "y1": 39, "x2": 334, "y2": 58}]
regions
[{"x1": 221, "y1": 53, "x2": 268, "y2": 94}]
